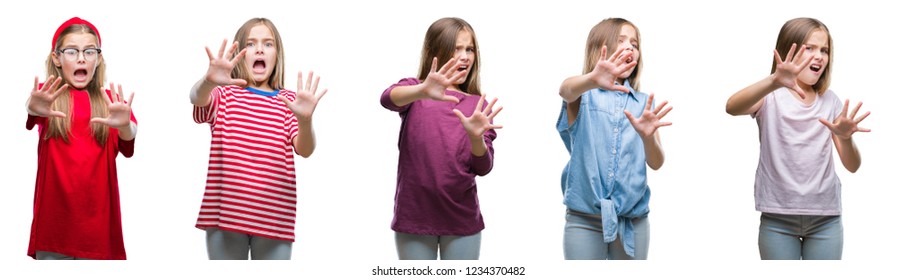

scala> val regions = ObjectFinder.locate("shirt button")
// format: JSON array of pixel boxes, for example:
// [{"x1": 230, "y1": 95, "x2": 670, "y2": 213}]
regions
[
  {"x1": 609, "y1": 172, "x2": 614, "y2": 177},
  {"x1": 612, "y1": 149, "x2": 617, "y2": 155},
  {"x1": 614, "y1": 128, "x2": 619, "y2": 133}
]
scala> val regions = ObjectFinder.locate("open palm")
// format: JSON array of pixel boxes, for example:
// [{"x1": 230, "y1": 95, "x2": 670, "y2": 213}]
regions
[
  {"x1": 589, "y1": 45, "x2": 636, "y2": 93},
  {"x1": 453, "y1": 94, "x2": 503, "y2": 138},
  {"x1": 420, "y1": 57, "x2": 466, "y2": 103},
  {"x1": 205, "y1": 40, "x2": 248, "y2": 87},
  {"x1": 91, "y1": 83, "x2": 134, "y2": 129},
  {"x1": 278, "y1": 71, "x2": 327, "y2": 122},
  {"x1": 820, "y1": 99, "x2": 870, "y2": 139},
  {"x1": 624, "y1": 93, "x2": 672, "y2": 138},
  {"x1": 28, "y1": 75, "x2": 68, "y2": 118},
  {"x1": 772, "y1": 43, "x2": 812, "y2": 99}
]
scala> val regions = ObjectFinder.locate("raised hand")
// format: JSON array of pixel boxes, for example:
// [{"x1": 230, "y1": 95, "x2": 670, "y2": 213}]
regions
[
  {"x1": 420, "y1": 57, "x2": 466, "y2": 103},
  {"x1": 819, "y1": 99, "x2": 870, "y2": 140},
  {"x1": 772, "y1": 43, "x2": 813, "y2": 99},
  {"x1": 278, "y1": 71, "x2": 327, "y2": 123},
  {"x1": 204, "y1": 40, "x2": 248, "y2": 87},
  {"x1": 90, "y1": 83, "x2": 134, "y2": 129},
  {"x1": 28, "y1": 75, "x2": 68, "y2": 118},
  {"x1": 453, "y1": 94, "x2": 503, "y2": 139},
  {"x1": 588, "y1": 45, "x2": 636, "y2": 93},
  {"x1": 624, "y1": 93, "x2": 672, "y2": 139}
]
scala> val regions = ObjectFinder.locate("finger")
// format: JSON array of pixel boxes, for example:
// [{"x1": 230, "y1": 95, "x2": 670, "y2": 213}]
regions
[
  {"x1": 439, "y1": 95, "x2": 460, "y2": 103},
  {"x1": 489, "y1": 124, "x2": 504, "y2": 130},
  {"x1": 609, "y1": 45, "x2": 625, "y2": 62},
  {"x1": 645, "y1": 94, "x2": 655, "y2": 112},
  {"x1": 50, "y1": 84, "x2": 69, "y2": 100},
  {"x1": 310, "y1": 74, "x2": 320, "y2": 94},
  {"x1": 90, "y1": 117, "x2": 112, "y2": 127},
  {"x1": 315, "y1": 88, "x2": 329, "y2": 102},
  {"x1": 108, "y1": 83, "x2": 119, "y2": 103},
  {"x1": 792, "y1": 44, "x2": 807, "y2": 64},
  {"x1": 32, "y1": 76, "x2": 39, "y2": 92},
  {"x1": 205, "y1": 46, "x2": 215, "y2": 61},
  {"x1": 306, "y1": 71, "x2": 315, "y2": 92},
  {"x1": 443, "y1": 57, "x2": 459, "y2": 77},
  {"x1": 48, "y1": 110, "x2": 66, "y2": 118},
  {"x1": 849, "y1": 101, "x2": 862, "y2": 119},
  {"x1": 657, "y1": 122, "x2": 672, "y2": 127},
  {"x1": 484, "y1": 97, "x2": 498, "y2": 115},
  {"x1": 230, "y1": 48, "x2": 247, "y2": 65},
  {"x1": 231, "y1": 79, "x2": 248, "y2": 87},
  {"x1": 297, "y1": 71, "x2": 304, "y2": 91},
  {"x1": 430, "y1": 57, "x2": 438, "y2": 73},
  {"x1": 784, "y1": 43, "x2": 797, "y2": 62},
  {"x1": 614, "y1": 50, "x2": 633, "y2": 67},
  {"x1": 227, "y1": 41, "x2": 240, "y2": 59},
  {"x1": 841, "y1": 99, "x2": 850, "y2": 117},
  {"x1": 452, "y1": 108, "x2": 467, "y2": 120},
  {"x1": 773, "y1": 49, "x2": 784, "y2": 64},
  {"x1": 277, "y1": 94, "x2": 291, "y2": 106},
  {"x1": 218, "y1": 39, "x2": 227, "y2": 59},
  {"x1": 856, "y1": 127, "x2": 871, "y2": 133},
  {"x1": 611, "y1": 84, "x2": 630, "y2": 93},
  {"x1": 45, "y1": 76, "x2": 62, "y2": 92},
  {"x1": 488, "y1": 105, "x2": 504, "y2": 119},
  {"x1": 623, "y1": 110, "x2": 637, "y2": 124},
  {"x1": 854, "y1": 111, "x2": 870, "y2": 124},
  {"x1": 126, "y1": 91, "x2": 135, "y2": 107},
  {"x1": 656, "y1": 106, "x2": 673, "y2": 120},
  {"x1": 652, "y1": 100, "x2": 668, "y2": 115},
  {"x1": 117, "y1": 84, "x2": 125, "y2": 104},
  {"x1": 791, "y1": 86, "x2": 806, "y2": 100},
  {"x1": 796, "y1": 51, "x2": 812, "y2": 71},
  {"x1": 475, "y1": 94, "x2": 486, "y2": 112},
  {"x1": 99, "y1": 87, "x2": 113, "y2": 105},
  {"x1": 448, "y1": 69, "x2": 468, "y2": 84},
  {"x1": 818, "y1": 118, "x2": 836, "y2": 130}
]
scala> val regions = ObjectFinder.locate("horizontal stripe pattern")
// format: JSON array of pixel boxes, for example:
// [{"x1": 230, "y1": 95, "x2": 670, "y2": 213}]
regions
[{"x1": 194, "y1": 86, "x2": 300, "y2": 242}]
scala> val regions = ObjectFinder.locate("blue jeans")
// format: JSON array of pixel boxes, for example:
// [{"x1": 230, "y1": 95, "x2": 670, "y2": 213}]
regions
[
  {"x1": 206, "y1": 228, "x2": 293, "y2": 260},
  {"x1": 395, "y1": 232, "x2": 482, "y2": 260},
  {"x1": 35, "y1": 251, "x2": 92, "y2": 260},
  {"x1": 758, "y1": 212, "x2": 843, "y2": 260},
  {"x1": 563, "y1": 210, "x2": 649, "y2": 260}
]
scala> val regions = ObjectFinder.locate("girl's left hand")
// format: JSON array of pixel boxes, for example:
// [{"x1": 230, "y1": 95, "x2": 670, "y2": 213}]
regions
[
  {"x1": 820, "y1": 99, "x2": 870, "y2": 140},
  {"x1": 90, "y1": 83, "x2": 134, "y2": 129},
  {"x1": 624, "y1": 93, "x2": 672, "y2": 139},
  {"x1": 279, "y1": 71, "x2": 328, "y2": 123},
  {"x1": 453, "y1": 94, "x2": 503, "y2": 138}
]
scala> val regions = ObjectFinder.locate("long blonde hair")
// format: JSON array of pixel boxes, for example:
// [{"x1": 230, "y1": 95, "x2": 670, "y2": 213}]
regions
[
  {"x1": 772, "y1": 17, "x2": 833, "y2": 95},
  {"x1": 582, "y1": 18, "x2": 643, "y2": 91},
  {"x1": 417, "y1": 17, "x2": 482, "y2": 95},
  {"x1": 45, "y1": 24, "x2": 108, "y2": 144},
  {"x1": 231, "y1": 18, "x2": 285, "y2": 90}
]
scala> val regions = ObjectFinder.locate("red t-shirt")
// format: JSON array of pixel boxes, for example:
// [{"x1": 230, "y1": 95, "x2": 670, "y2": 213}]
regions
[{"x1": 26, "y1": 87, "x2": 137, "y2": 260}]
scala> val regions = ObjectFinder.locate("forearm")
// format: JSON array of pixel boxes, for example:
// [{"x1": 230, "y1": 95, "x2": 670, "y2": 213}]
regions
[
  {"x1": 836, "y1": 137, "x2": 861, "y2": 173},
  {"x1": 643, "y1": 134, "x2": 665, "y2": 170},
  {"x1": 388, "y1": 84, "x2": 427, "y2": 107},
  {"x1": 117, "y1": 122, "x2": 137, "y2": 141},
  {"x1": 468, "y1": 135, "x2": 494, "y2": 176},
  {"x1": 293, "y1": 120, "x2": 316, "y2": 158},
  {"x1": 559, "y1": 75, "x2": 596, "y2": 103},
  {"x1": 726, "y1": 75, "x2": 777, "y2": 116},
  {"x1": 190, "y1": 79, "x2": 217, "y2": 107}
]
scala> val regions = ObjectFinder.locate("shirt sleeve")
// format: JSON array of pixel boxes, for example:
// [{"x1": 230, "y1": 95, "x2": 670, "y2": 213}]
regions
[
  {"x1": 283, "y1": 91, "x2": 300, "y2": 146},
  {"x1": 118, "y1": 108, "x2": 138, "y2": 158},
  {"x1": 193, "y1": 86, "x2": 223, "y2": 125},
  {"x1": 380, "y1": 78, "x2": 421, "y2": 112}
]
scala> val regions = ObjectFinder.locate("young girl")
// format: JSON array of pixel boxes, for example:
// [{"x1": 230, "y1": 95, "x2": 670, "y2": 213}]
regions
[
  {"x1": 556, "y1": 18, "x2": 671, "y2": 260},
  {"x1": 190, "y1": 18, "x2": 327, "y2": 260},
  {"x1": 725, "y1": 18, "x2": 869, "y2": 260},
  {"x1": 26, "y1": 17, "x2": 138, "y2": 260},
  {"x1": 380, "y1": 17, "x2": 502, "y2": 260}
]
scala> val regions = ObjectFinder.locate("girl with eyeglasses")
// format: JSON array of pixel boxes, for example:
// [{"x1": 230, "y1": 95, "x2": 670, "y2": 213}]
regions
[{"x1": 25, "y1": 17, "x2": 138, "y2": 260}]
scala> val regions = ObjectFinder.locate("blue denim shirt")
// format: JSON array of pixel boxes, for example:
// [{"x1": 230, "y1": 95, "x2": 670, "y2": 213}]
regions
[{"x1": 557, "y1": 82, "x2": 651, "y2": 257}]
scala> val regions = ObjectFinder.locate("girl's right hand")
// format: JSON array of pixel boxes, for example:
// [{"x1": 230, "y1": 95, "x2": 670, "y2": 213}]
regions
[
  {"x1": 772, "y1": 43, "x2": 812, "y2": 99},
  {"x1": 28, "y1": 75, "x2": 68, "y2": 118},
  {"x1": 420, "y1": 57, "x2": 465, "y2": 103},
  {"x1": 204, "y1": 40, "x2": 248, "y2": 87},
  {"x1": 588, "y1": 45, "x2": 636, "y2": 93}
]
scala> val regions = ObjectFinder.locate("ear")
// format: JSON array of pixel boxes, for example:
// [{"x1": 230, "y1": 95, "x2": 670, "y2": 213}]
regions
[{"x1": 51, "y1": 51, "x2": 62, "y2": 67}]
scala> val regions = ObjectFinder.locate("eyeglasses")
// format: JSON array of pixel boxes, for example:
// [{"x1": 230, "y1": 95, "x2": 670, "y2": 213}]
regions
[{"x1": 56, "y1": 48, "x2": 102, "y2": 61}]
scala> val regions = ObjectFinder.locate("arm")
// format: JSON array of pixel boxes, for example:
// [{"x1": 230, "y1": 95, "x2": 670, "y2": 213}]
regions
[
  {"x1": 624, "y1": 94, "x2": 672, "y2": 170},
  {"x1": 726, "y1": 43, "x2": 812, "y2": 116},
  {"x1": 820, "y1": 99, "x2": 870, "y2": 173},
  {"x1": 191, "y1": 40, "x2": 247, "y2": 107},
  {"x1": 279, "y1": 72, "x2": 328, "y2": 158},
  {"x1": 453, "y1": 95, "x2": 503, "y2": 175},
  {"x1": 559, "y1": 46, "x2": 635, "y2": 103},
  {"x1": 90, "y1": 83, "x2": 137, "y2": 141}
]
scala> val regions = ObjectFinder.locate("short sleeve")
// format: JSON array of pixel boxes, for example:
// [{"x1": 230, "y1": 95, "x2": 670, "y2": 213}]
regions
[{"x1": 193, "y1": 86, "x2": 223, "y2": 125}]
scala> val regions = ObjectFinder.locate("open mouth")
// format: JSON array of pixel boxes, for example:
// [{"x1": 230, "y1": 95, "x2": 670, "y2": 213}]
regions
[
  {"x1": 809, "y1": 64, "x2": 822, "y2": 73},
  {"x1": 625, "y1": 56, "x2": 633, "y2": 63},
  {"x1": 458, "y1": 65, "x2": 469, "y2": 72},
  {"x1": 73, "y1": 69, "x2": 88, "y2": 80},
  {"x1": 253, "y1": 60, "x2": 266, "y2": 73}
]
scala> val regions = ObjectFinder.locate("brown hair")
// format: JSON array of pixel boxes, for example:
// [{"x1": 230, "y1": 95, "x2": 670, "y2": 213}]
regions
[
  {"x1": 771, "y1": 17, "x2": 832, "y2": 95},
  {"x1": 417, "y1": 17, "x2": 482, "y2": 95},
  {"x1": 45, "y1": 24, "x2": 108, "y2": 143},
  {"x1": 232, "y1": 18, "x2": 285, "y2": 90},
  {"x1": 582, "y1": 18, "x2": 643, "y2": 91}
]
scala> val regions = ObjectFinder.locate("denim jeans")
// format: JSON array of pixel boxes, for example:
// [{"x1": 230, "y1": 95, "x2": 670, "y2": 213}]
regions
[
  {"x1": 563, "y1": 209, "x2": 649, "y2": 260},
  {"x1": 758, "y1": 212, "x2": 843, "y2": 260},
  {"x1": 395, "y1": 231, "x2": 482, "y2": 260},
  {"x1": 206, "y1": 228, "x2": 293, "y2": 260}
]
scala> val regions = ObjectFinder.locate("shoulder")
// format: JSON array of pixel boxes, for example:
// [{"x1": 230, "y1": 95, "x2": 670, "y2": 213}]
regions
[
  {"x1": 278, "y1": 89, "x2": 297, "y2": 100},
  {"x1": 395, "y1": 77, "x2": 422, "y2": 86}
]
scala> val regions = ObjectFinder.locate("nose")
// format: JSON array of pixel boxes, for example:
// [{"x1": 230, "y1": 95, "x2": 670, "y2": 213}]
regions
[{"x1": 254, "y1": 44, "x2": 264, "y2": 54}]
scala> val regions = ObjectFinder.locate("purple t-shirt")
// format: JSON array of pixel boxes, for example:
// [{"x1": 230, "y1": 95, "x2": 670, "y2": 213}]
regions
[{"x1": 380, "y1": 78, "x2": 497, "y2": 236}]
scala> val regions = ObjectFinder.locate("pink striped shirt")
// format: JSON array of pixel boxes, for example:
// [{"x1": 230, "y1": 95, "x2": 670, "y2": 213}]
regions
[{"x1": 193, "y1": 85, "x2": 300, "y2": 241}]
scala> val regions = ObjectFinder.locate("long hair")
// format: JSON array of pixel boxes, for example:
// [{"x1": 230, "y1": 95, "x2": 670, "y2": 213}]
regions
[
  {"x1": 771, "y1": 17, "x2": 832, "y2": 95},
  {"x1": 232, "y1": 18, "x2": 285, "y2": 90},
  {"x1": 45, "y1": 24, "x2": 108, "y2": 143},
  {"x1": 582, "y1": 18, "x2": 643, "y2": 91},
  {"x1": 417, "y1": 17, "x2": 482, "y2": 95}
]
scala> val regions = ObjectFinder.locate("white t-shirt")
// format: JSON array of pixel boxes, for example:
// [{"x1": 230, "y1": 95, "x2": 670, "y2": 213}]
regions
[{"x1": 751, "y1": 87, "x2": 843, "y2": 215}]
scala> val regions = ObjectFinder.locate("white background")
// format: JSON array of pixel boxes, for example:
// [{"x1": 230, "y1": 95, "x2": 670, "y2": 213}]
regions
[{"x1": 1, "y1": 0, "x2": 893, "y2": 278}]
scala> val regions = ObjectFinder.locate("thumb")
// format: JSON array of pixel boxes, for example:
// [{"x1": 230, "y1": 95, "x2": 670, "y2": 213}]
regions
[
  {"x1": 818, "y1": 118, "x2": 835, "y2": 130},
  {"x1": 232, "y1": 79, "x2": 248, "y2": 87},
  {"x1": 277, "y1": 94, "x2": 291, "y2": 106},
  {"x1": 452, "y1": 109, "x2": 466, "y2": 121},
  {"x1": 90, "y1": 117, "x2": 110, "y2": 127},
  {"x1": 441, "y1": 95, "x2": 460, "y2": 103},
  {"x1": 49, "y1": 110, "x2": 67, "y2": 118},
  {"x1": 613, "y1": 85, "x2": 630, "y2": 93}
]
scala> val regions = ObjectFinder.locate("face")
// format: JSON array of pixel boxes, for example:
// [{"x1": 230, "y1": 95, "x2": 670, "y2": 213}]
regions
[
  {"x1": 51, "y1": 32, "x2": 101, "y2": 90},
  {"x1": 449, "y1": 29, "x2": 475, "y2": 90},
  {"x1": 796, "y1": 29, "x2": 830, "y2": 89},
  {"x1": 616, "y1": 24, "x2": 640, "y2": 83},
  {"x1": 244, "y1": 24, "x2": 277, "y2": 90}
]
